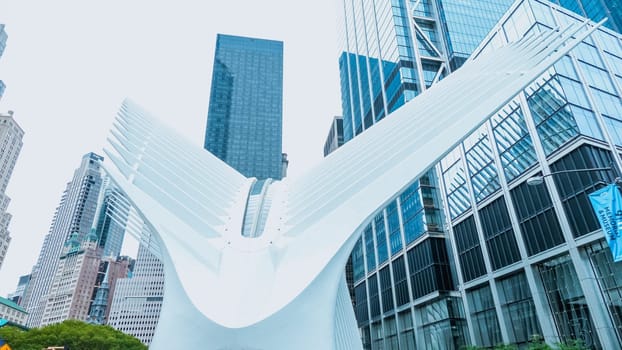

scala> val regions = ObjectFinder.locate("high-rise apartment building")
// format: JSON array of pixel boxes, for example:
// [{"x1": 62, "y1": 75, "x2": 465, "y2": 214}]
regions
[
  {"x1": 204, "y1": 34, "x2": 284, "y2": 180},
  {"x1": 21, "y1": 152, "x2": 104, "y2": 328},
  {"x1": 336, "y1": 0, "x2": 622, "y2": 349},
  {"x1": 0, "y1": 111, "x2": 24, "y2": 270},
  {"x1": 107, "y1": 243, "x2": 164, "y2": 345}
]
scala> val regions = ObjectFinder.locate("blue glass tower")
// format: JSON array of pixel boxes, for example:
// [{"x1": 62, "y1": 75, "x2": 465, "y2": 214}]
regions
[
  {"x1": 337, "y1": 0, "x2": 515, "y2": 142},
  {"x1": 204, "y1": 34, "x2": 284, "y2": 180},
  {"x1": 547, "y1": 0, "x2": 622, "y2": 33}
]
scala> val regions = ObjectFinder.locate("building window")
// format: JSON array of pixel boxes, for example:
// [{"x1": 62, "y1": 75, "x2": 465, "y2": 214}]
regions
[
  {"x1": 467, "y1": 283, "x2": 503, "y2": 348},
  {"x1": 369, "y1": 274, "x2": 381, "y2": 319},
  {"x1": 353, "y1": 238, "x2": 365, "y2": 283},
  {"x1": 384, "y1": 316, "x2": 399, "y2": 349},
  {"x1": 549, "y1": 144, "x2": 617, "y2": 238},
  {"x1": 453, "y1": 216, "x2": 487, "y2": 282},
  {"x1": 392, "y1": 256, "x2": 410, "y2": 307},
  {"x1": 497, "y1": 272, "x2": 542, "y2": 345},
  {"x1": 527, "y1": 74, "x2": 582, "y2": 155},
  {"x1": 538, "y1": 254, "x2": 601, "y2": 348},
  {"x1": 365, "y1": 225, "x2": 376, "y2": 272},
  {"x1": 586, "y1": 241, "x2": 622, "y2": 344},
  {"x1": 361, "y1": 325, "x2": 372, "y2": 350},
  {"x1": 510, "y1": 179, "x2": 565, "y2": 256},
  {"x1": 398, "y1": 310, "x2": 416, "y2": 349},
  {"x1": 442, "y1": 149, "x2": 471, "y2": 219},
  {"x1": 418, "y1": 297, "x2": 468, "y2": 350},
  {"x1": 387, "y1": 201, "x2": 403, "y2": 255},
  {"x1": 464, "y1": 124, "x2": 501, "y2": 202},
  {"x1": 379, "y1": 266, "x2": 394, "y2": 313},
  {"x1": 492, "y1": 104, "x2": 538, "y2": 182},
  {"x1": 406, "y1": 238, "x2": 453, "y2": 300},
  {"x1": 355, "y1": 282, "x2": 369, "y2": 327},
  {"x1": 371, "y1": 321, "x2": 383, "y2": 350},
  {"x1": 375, "y1": 213, "x2": 389, "y2": 264},
  {"x1": 479, "y1": 196, "x2": 521, "y2": 270}
]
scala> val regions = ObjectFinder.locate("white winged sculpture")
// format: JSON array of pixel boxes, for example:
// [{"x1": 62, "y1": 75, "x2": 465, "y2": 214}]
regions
[{"x1": 102, "y1": 21, "x2": 601, "y2": 349}]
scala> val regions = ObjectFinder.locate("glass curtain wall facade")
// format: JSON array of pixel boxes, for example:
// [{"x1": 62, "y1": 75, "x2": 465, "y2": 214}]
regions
[
  {"x1": 204, "y1": 34, "x2": 283, "y2": 180},
  {"x1": 547, "y1": 0, "x2": 622, "y2": 34},
  {"x1": 337, "y1": 0, "x2": 514, "y2": 142},
  {"x1": 338, "y1": 0, "x2": 622, "y2": 349},
  {"x1": 437, "y1": 1, "x2": 622, "y2": 348},
  {"x1": 337, "y1": 0, "x2": 512, "y2": 348}
]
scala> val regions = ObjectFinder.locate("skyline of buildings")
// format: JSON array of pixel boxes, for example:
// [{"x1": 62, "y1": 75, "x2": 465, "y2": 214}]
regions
[
  {"x1": 3, "y1": 0, "x2": 622, "y2": 349},
  {"x1": 334, "y1": 0, "x2": 622, "y2": 349},
  {"x1": 21, "y1": 152, "x2": 104, "y2": 327},
  {"x1": 204, "y1": 33, "x2": 285, "y2": 180}
]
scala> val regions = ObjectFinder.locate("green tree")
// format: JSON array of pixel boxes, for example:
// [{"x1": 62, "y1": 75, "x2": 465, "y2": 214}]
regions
[{"x1": 0, "y1": 320, "x2": 146, "y2": 350}]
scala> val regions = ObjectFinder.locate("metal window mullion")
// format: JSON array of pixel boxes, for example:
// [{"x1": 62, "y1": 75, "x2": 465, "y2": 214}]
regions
[
  {"x1": 460, "y1": 136, "x2": 511, "y2": 344},
  {"x1": 394, "y1": 195, "x2": 421, "y2": 347},
  {"x1": 370, "y1": 0, "x2": 390, "y2": 119},
  {"x1": 436, "y1": 153, "x2": 479, "y2": 346},
  {"x1": 486, "y1": 101, "x2": 560, "y2": 344},
  {"x1": 403, "y1": 0, "x2": 426, "y2": 94}
]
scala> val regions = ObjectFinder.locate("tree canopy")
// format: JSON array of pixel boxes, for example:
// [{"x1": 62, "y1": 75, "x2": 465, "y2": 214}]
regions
[{"x1": 0, "y1": 320, "x2": 146, "y2": 350}]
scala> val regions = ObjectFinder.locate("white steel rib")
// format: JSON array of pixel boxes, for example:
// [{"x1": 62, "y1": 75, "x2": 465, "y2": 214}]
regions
[{"x1": 102, "y1": 20, "x2": 602, "y2": 350}]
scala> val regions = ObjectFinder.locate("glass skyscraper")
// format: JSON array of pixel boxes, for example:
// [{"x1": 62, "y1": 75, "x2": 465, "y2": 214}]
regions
[
  {"x1": 337, "y1": 0, "x2": 514, "y2": 141},
  {"x1": 547, "y1": 0, "x2": 622, "y2": 33},
  {"x1": 204, "y1": 34, "x2": 284, "y2": 180},
  {"x1": 336, "y1": 0, "x2": 622, "y2": 348}
]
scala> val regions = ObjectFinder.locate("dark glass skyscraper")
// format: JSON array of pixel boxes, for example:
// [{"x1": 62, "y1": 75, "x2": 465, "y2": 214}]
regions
[{"x1": 204, "y1": 34, "x2": 284, "y2": 180}]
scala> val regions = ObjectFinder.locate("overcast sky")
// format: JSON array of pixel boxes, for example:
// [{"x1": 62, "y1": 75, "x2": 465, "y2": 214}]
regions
[{"x1": 0, "y1": 0, "x2": 342, "y2": 296}]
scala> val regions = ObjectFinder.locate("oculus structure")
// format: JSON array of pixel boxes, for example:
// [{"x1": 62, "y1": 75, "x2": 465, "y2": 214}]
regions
[{"x1": 101, "y1": 21, "x2": 602, "y2": 349}]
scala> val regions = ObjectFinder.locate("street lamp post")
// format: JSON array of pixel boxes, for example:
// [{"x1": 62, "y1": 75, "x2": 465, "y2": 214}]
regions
[{"x1": 526, "y1": 166, "x2": 620, "y2": 186}]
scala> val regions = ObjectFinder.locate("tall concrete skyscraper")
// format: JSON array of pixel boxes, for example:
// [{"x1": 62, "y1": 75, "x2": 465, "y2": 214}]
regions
[
  {"x1": 204, "y1": 34, "x2": 284, "y2": 180},
  {"x1": 22, "y1": 152, "x2": 104, "y2": 328},
  {"x1": 336, "y1": 0, "x2": 622, "y2": 348},
  {"x1": 0, "y1": 111, "x2": 24, "y2": 270}
]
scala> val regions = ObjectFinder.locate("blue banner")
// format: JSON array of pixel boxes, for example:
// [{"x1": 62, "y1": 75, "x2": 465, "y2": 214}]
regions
[{"x1": 589, "y1": 184, "x2": 622, "y2": 262}]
